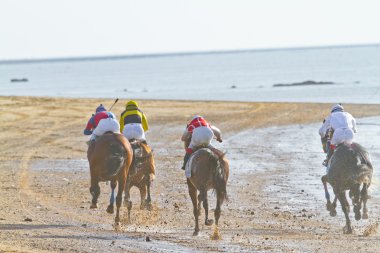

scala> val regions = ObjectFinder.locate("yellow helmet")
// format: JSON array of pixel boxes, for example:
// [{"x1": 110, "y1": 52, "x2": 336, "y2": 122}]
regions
[{"x1": 126, "y1": 100, "x2": 138, "y2": 108}]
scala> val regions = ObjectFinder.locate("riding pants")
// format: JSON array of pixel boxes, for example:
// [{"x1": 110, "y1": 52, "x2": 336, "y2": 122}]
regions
[
  {"x1": 91, "y1": 118, "x2": 120, "y2": 141},
  {"x1": 331, "y1": 127, "x2": 354, "y2": 146},
  {"x1": 188, "y1": 126, "x2": 214, "y2": 152},
  {"x1": 122, "y1": 123, "x2": 146, "y2": 141}
]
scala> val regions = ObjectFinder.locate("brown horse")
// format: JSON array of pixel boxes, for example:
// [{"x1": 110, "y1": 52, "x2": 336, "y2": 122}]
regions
[
  {"x1": 321, "y1": 142, "x2": 373, "y2": 234},
  {"x1": 186, "y1": 147, "x2": 229, "y2": 238},
  {"x1": 87, "y1": 132, "x2": 133, "y2": 229},
  {"x1": 124, "y1": 140, "x2": 156, "y2": 221}
]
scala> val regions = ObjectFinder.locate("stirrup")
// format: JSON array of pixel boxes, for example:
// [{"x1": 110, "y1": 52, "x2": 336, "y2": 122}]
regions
[{"x1": 322, "y1": 159, "x2": 328, "y2": 167}]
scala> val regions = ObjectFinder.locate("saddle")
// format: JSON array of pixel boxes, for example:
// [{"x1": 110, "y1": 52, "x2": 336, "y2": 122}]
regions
[{"x1": 192, "y1": 145, "x2": 224, "y2": 159}]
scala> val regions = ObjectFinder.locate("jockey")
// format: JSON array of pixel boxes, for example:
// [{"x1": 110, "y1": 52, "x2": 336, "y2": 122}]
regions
[
  {"x1": 319, "y1": 103, "x2": 357, "y2": 167},
  {"x1": 119, "y1": 100, "x2": 149, "y2": 142},
  {"x1": 180, "y1": 115, "x2": 222, "y2": 170},
  {"x1": 84, "y1": 104, "x2": 120, "y2": 142}
]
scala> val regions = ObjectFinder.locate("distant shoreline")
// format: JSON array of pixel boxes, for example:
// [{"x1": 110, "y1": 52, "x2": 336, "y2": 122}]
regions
[{"x1": 1, "y1": 43, "x2": 379, "y2": 65}]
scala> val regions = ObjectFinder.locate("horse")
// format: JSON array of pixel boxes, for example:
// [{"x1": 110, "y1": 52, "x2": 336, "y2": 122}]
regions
[
  {"x1": 87, "y1": 132, "x2": 133, "y2": 229},
  {"x1": 123, "y1": 139, "x2": 156, "y2": 221},
  {"x1": 321, "y1": 142, "x2": 373, "y2": 234},
  {"x1": 186, "y1": 147, "x2": 229, "y2": 238}
]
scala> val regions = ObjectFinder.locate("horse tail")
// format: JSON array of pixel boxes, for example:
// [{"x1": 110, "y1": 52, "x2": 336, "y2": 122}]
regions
[
  {"x1": 351, "y1": 143, "x2": 373, "y2": 185},
  {"x1": 105, "y1": 142, "x2": 125, "y2": 178},
  {"x1": 210, "y1": 152, "x2": 228, "y2": 203}
]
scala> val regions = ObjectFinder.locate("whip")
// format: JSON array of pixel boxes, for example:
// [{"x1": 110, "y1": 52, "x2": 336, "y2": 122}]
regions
[{"x1": 108, "y1": 98, "x2": 119, "y2": 111}]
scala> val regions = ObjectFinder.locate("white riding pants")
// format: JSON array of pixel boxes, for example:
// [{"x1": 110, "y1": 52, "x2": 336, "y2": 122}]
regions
[
  {"x1": 122, "y1": 123, "x2": 146, "y2": 141},
  {"x1": 91, "y1": 118, "x2": 120, "y2": 140},
  {"x1": 189, "y1": 126, "x2": 214, "y2": 149},
  {"x1": 331, "y1": 127, "x2": 354, "y2": 145}
]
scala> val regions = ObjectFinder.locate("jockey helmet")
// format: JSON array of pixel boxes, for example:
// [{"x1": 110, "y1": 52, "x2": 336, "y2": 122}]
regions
[
  {"x1": 192, "y1": 115, "x2": 202, "y2": 120},
  {"x1": 126, "y1": 100, "x2": 139, "y2": 108},
  {"x1": 331, "y1": 103, "x2": 344, "y2": 113},
  {"x1": 96, "y1": 104, "x2": 106, "y2": 113}
]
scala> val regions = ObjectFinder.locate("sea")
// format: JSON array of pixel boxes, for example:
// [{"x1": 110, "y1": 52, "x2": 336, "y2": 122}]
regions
[{"x1": 1, "y1": 45, "x2": 380, "y2": 104}]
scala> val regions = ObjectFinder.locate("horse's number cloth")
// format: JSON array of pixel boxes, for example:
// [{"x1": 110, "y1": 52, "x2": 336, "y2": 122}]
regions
[{"x1": 185, "y1": 152, "x2": 197, "y2": 178}]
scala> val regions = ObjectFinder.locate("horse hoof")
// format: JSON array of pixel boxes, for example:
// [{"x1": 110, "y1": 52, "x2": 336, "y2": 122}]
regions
[
  {"x1": 205, "y1": 219, "x2": 214, "y2": 226},
  {"x1": 326, "y1": 202, "x2": 333, "y2": 211},
  {"x1": 106, "y1": 205, "x2": 114, "y2": 214},
  {"x1": 343, "y1": 226, "x2": 353, "y2": 234},
  {"x1": 90, "y1": 203, "x2": 98, "y2": 209},
  {"x1": 147, "y1": 203, "x2": 153, "y2": 211},
  {"x1": 330, "y1": 209, "x2": 337, "y2": 217},
  {"x1": 363, "y1": 213, "x2": 369, "y2": 219},
  {"x1": 355, "y1": 213, "x2": 361, "y2": 221},
  {"x1": 193, "y1": 230, "x2": 199, "y2": 236},
  {"x1": 113, "y1": 222, "x2": 122, "y2": 231},
  {"x1": 140, "y1": 203, "x2": 146, "y2": 210}
]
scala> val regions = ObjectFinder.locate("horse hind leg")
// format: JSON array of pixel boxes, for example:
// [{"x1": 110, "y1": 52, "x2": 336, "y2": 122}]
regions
[
  {"x1": 146, "y1": 176, "x2": 153, "y2": 211},
  {"x1": 90, "y1": 181, "x2": 100, "y2": 209},
  {"x1": 351, "y1": 185, "x2": 362, "y2": 221},
  {"x1": 210, "y1": 194, "x2": 222, "y2": 240},
  {"x1": 114, "y1": 176, "x2": 125, "y2": 230},
  {"x1": 361, "y1": 183, "x2": 369, "y2": 219},
  {"x1": 124, "y1": 178, "x2": 133, "y2": 222},
  {"x1": 139, "y1": 183, "x2": 147, "y2": 210},
  {"x1": 200, "y1": 190, "x2": 213, "y2": 226},
  {"x1": 337, "y1": 191, "x2": 352, "y2": 234},
  {"x1": 322, "y1": 175, "x2": 334, "y2": 214},
  {"x1": 197, "y1": 194, "x2": 202, "y2": 217},
  {"x1": 188, "y1": 180, "x2": 199, "y2": 236},
  {"x1": 106, "y1": 180, "x2": 117, "y2": 214}
]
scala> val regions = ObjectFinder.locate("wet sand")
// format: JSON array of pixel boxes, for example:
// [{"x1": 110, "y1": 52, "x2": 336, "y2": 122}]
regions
[{"x1": 1, "y1": 96, "x2": 380, "y2": 252}]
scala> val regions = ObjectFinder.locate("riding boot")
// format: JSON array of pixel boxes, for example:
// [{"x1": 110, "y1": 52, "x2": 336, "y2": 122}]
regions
[
  {"x1": 322, "y1": 149, "x2": 333, "y2": 167},
  {"x1": 181, "y1": 152, "x2": 191, "y2": 170}
]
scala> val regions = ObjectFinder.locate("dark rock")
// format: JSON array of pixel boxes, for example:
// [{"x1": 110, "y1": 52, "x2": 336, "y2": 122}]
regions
[
  {"x1": 11, "y1": 78, "x2": 28, "y2": 83},
  {"x1": 273, "y1": 80, "x2": 334, "y2": 87},
  {"x1": 24, "y1": 218, "x2": 32, "y2": 222},
  {"x1": 146, "y1": 236, "x2": 151, "y2": 242}
]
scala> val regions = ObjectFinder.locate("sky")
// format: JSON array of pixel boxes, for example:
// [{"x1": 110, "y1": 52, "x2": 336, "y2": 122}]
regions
[{"x1": 1, "y1": 0, "x2": 380, "y2": 60}]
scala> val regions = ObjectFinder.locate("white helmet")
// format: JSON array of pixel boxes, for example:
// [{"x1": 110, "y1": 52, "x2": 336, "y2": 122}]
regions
[{"x1": 331, "y1": 103, "x2": 344, "y2": 113}]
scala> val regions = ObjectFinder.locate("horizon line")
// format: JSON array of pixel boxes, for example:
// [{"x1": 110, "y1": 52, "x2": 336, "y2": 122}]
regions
[{"x1": 1, "y1": 43, "x2": 379, "y2": 65}]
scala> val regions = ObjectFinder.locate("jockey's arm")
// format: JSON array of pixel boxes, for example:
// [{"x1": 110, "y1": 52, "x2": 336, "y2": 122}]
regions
[
  {"x1": 142, "y1": 113, "x2": 149, "y2": 132},
  {"x1": 181, "y1": 129, "x2": 191, "y2": 142},
  {"x1": 318, "y1": 117, "x2": 329, "y2": 137},
  {"x1": 83, "y1": 116, "x2": 95, "y2": 135},
  {"x1": 352, "y1": 117, "x2": 358, "y2": 133},
  {"x1": 210, "y1": 125, "x2": 222, "y2": 142}
]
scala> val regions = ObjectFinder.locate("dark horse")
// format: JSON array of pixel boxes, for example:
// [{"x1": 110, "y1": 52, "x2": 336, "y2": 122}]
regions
[
  {"x1": 187, "y1": 148, "x2": 229, "y2": 239},
  {"x1": 87, "y1": 132, "x2": 133, "y2": 229},
  {"x1": 124, "y1": 139, "x2": 156, "y2": 221},
  {"x1": 321, "y1": 142, "x2": 373, "y2": 234}
]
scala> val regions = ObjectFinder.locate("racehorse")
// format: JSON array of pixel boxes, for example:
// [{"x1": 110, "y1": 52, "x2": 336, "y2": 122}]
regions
[
  {"x1": 186, "y1": 147, "x2": 229, "y2": 239},
  {"x1": 321, "y1": 142, "x2": 373, "y2": 234},
  {"x1": 87, "y1": 132, "x2": 133, "y2": 229},
  {"x1": 124, "y1": 139, "x2": 156, "y2": 221}
]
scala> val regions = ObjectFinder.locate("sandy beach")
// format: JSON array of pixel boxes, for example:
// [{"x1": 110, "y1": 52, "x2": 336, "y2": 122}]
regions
[{"x1": 1, "y1": 96, "x2": 380, "y2": 252}]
